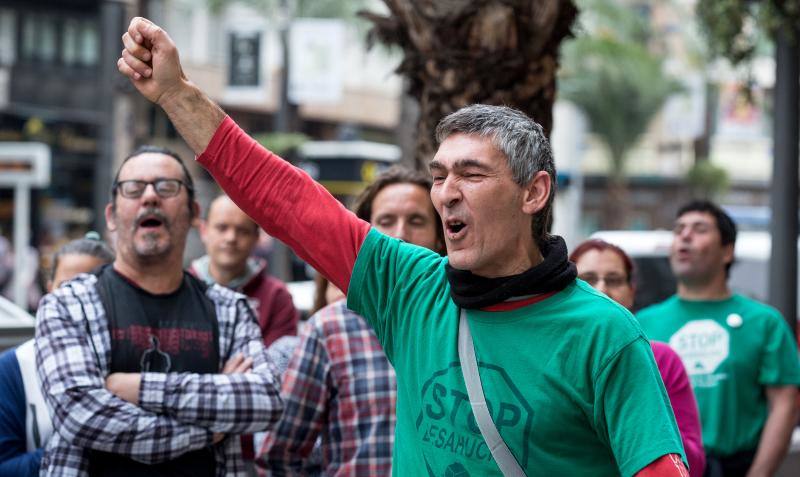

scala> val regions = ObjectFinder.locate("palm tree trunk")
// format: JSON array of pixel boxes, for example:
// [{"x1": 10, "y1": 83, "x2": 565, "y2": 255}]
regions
[{"x1": 361, "y1": 0, "x2": 578, "y2": 169}]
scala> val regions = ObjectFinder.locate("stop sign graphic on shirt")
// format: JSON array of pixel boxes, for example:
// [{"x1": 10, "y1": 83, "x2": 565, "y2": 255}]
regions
[{"x1": 669, "y1": 319, "x2": 730, "y2": 376}]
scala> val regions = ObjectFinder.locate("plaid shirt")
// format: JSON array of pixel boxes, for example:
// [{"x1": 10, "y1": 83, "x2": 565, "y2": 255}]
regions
[
  {"x1": 35, "y1": 272, "x2": 283, "y2": 477},
  {"x1": 258, "y1": 300, "x2": 396, "y2": 476}
]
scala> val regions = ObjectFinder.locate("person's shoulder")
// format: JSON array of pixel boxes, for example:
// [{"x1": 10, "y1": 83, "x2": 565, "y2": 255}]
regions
[
  {"x1": 205, "y1": 280, "x2": 249, "y2": 306},
  {"x1": 729, "y1": 295, "x2": 796, "y2": 338},
  {"x1": 0, "y1": 345, "x2": 19, "y2": 370},
  {"x1": 731, "y1": 293, "x2": 784, "y2": 321},
  {"x1": 53, "y1": 272, "x2": 99, "y2": 296},
  {"x1": 636, "y1": 295, "x2": 679, "y2": 320},
  {"x1": 250, "y1": 267, "x2": 292, "y2": 294},
  {"x1": 309, "y1": 299, "x2": 370, "y2": 336},
  {"x1": 567, "y1": 280, "x2": 638, "y2": 322},
  {"x1": 40, "y1": 272, "x2": 101, "y2": 313},
  {"x1": 363, "y1": 228, "x2": 445, "y2": 265},
  {"x1": 561, "y1": 280, "x2": 644, "y2": 339}
]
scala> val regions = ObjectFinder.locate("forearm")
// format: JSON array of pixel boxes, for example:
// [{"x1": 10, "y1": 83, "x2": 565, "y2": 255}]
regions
[
  {"x1": 139, "y1": 369, "x2": 283, "y2": 434},
  {"x1": 158, "y1": 80, "x2": 225, "y2": 155},
  {"x1": 48, "y1": 387, "x2": 213, "y2": 463},
  {"x1": 140, "y1": 306, "x2": 283, "y2": 434},
  {"x1": 747, "y1": 393, "x2": 799, "y2": 477},
  {"x1": 197, "y1": 117, "x2": 369, "y2": 291}
]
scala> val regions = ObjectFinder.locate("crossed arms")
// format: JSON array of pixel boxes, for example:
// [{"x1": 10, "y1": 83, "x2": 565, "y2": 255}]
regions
[{"x1": 35, "y1": 287, "x2": 282, "y2": 464}]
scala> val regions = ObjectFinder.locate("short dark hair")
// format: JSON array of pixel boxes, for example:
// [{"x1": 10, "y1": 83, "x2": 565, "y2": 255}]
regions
[
  {"x1": 51, "y1": 232, "x2": 115, "y2": 280},
  {"x1": 352, "y1": 166, "x2": 444, "y2": 255},
  {"x1": 676, "y1": 199, "x2": 737, "y2": 274},
  {"x1": 111, "y1": 145, "x2": 196, "y2": 213},
  {"x1": 569, "y1": 239, "x2": 635, "y2": 284}
]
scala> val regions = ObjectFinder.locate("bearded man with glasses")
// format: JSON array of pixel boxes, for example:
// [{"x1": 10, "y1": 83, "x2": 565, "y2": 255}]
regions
[{"x1": 34, "y1": 145, "x2": 283, "y2": 476}]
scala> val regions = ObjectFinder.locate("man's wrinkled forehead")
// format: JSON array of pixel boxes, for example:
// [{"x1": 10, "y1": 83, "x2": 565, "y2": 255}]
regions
[
  {"x1": 429, "y1": 133, "x2": 507, "y2": 171},
  {"x1": 117, "y1": 152, "x2": 184, "y2": 181}
]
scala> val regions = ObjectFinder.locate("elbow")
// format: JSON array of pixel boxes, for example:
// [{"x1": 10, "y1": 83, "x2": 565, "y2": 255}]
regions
[
  {"x1": 247, "y1": 393, "x2": 285, "y2": 433},
  {"x1": 49, "y1": 394, "x2": 86, "y2": 445},
  {"x1": 243, "y1": 387, "x2": 285, "y2": 433}
]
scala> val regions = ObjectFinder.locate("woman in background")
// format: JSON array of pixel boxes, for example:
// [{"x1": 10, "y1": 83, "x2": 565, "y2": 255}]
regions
[
  {"x1": 0, "y1": 233, "x2": 113, "y2": 477},
  {"x1": 571, "y1": 238, "x2": 706, "y2": 477}
]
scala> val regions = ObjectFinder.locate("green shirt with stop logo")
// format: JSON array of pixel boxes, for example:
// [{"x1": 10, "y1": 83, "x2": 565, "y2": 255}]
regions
[
  {"x1": 347, "y1": 229, "x2": 685, "y2": 477},
  {"x1": 637, "y1": 294, "x2": 800, "y2": 456}
]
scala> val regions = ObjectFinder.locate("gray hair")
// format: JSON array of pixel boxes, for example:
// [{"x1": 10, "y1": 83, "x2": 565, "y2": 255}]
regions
[{"x1": 435, "y1": 104, "x2": 556, "y2": 245}]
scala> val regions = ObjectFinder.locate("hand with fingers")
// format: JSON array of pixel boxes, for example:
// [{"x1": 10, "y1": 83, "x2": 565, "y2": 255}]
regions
[
  {"x1": 118, "y1": 16, "x2": 188, "y2": 105},
  {"x1": 222, "y1": 353, "x2": 254, "y2": 374}
]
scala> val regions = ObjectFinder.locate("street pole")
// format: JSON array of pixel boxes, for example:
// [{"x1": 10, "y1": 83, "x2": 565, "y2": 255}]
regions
[
  {"x1": 269, "y1": 0, "x2": 296, "y2": 282},
  {"x1": 94, "y1": 1, "x2": 126, "y2": 233},
  {"x1": 768, "y1": 28, "x2": 799, "y2": 335},
  {"x1": 12, "y1": 185, "x2": 30, "y2": 308}
]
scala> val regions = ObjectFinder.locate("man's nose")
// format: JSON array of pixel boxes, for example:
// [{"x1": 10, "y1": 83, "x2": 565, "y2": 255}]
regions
[
  {"x1": 438, "y1": 177, "x2": 462, "y2": 208},
  {"x1": 140, "y1": 183, "x2": 161, "y2": 204}
]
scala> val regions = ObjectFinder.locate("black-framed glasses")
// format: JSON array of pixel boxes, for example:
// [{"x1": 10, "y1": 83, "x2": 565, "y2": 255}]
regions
[{"x1": 113, "y1": 179, "x2": 192, "y2": 199}]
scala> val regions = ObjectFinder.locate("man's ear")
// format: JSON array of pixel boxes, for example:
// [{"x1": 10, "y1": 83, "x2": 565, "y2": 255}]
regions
[
  {"x1": 521, "y1": 171, "x2": 551, "y2": 216},
  {"x1": 105, "y1": 203, "x2": 117, "y2": 232},
  {"x1": 722, "y1": 242, "x2": 735, "y2": 268}
]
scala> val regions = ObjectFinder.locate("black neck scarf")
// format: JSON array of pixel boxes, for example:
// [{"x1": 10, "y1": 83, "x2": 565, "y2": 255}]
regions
[{"x1": 445, "y1": 235, "x2": 577, "y2": 310}]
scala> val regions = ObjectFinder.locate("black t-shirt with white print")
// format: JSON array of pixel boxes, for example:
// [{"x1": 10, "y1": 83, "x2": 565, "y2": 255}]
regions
[{"x1": 88, "y1": 265, "x2": 219, "y2": 477}]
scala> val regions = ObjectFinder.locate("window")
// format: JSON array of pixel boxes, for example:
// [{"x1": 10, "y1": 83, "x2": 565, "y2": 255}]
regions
[
  {"x1": 21, "y1": 13, "x2": 58, "y2": 63},
  {"x1": 20, "y1": 12, "x2": 98, "y2": 66},
  {"x1": 0, "y1": 9, "x2": 16, "y2": 65},
  {"x1": 63, "y1": 18, "x2": 98, "y2": 67},
  {"x1": 229, "y1": 32, "x2": 261, "y2": 87}
]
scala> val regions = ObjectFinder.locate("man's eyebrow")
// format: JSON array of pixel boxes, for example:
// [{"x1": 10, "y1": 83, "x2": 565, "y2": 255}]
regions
[
  {"x1": 428, "y1": 159, "x2": 490, "y2": 171},
  {"x1": 453, "y1": 159, "x2": 490, "y2": 170},
  {"x1": 428, "y1": 160, "x2": 444, "y2": 171}
]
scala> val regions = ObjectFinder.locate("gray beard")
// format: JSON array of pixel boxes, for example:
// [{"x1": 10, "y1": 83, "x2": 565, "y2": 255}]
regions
[{"x1": 133, "y1": 231, "x2": 172, "y2": 261}]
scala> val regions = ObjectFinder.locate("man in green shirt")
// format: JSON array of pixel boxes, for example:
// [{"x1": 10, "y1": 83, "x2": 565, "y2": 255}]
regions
[
  {"x1": 117, "y1": 16, "x2": 688, "y2": 476},
  {"x1": 638, "y1": 200, "x2": 800, "y2": 477}
]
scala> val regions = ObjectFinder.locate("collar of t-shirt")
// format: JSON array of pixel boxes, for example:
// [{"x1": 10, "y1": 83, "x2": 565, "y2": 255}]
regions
[{"x1": 445, "y1": 235, "x2": 576, "y2": 311}]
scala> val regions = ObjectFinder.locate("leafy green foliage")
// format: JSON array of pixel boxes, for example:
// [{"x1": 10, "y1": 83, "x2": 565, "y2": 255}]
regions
[
  {"x1": 559, "y1": 0, "x2": 681, "y2": 178},
  {"x1": 207, "y1": 0, "x2": 369, "y2": 20},
  {"x1": 687, "y1": 160, "x2": 730, "y2": 199},
  {"x1": 696, "y1": 0, "x2": 800, "y2": 65}
]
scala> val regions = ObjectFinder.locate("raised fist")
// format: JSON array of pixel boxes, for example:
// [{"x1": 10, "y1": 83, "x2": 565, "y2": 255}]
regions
[{"x1": 118, "y1": 17, "x2": 187, "y2": 106}]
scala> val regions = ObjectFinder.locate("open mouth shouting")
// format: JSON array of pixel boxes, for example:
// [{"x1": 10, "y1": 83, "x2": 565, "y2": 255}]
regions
[
  {"x1": 445, "y1": 217, "x2": 468, "y2": 241},
  {"x1": 674, "y1": 246, "x2": 692, "y2": 261},
  {"x1": 136, "y1": 212, "x2": 168, "y2": 231}
]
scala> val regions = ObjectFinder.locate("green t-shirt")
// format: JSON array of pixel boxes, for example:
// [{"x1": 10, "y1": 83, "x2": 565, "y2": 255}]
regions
[
  {"x1": 348, "y1": 229, "x2": 685, "y2": 477},
  {"x1": 637, "y1": 294, "x2": 800, "y2": 456}
]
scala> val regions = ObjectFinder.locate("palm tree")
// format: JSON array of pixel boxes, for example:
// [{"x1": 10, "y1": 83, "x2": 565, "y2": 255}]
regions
[
  {"x1": 559, "y1": 0, "x2": 680, "y2": 228},
  {"x1": 361, "y1": 0, "x2": 578, "y2": 168}
]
